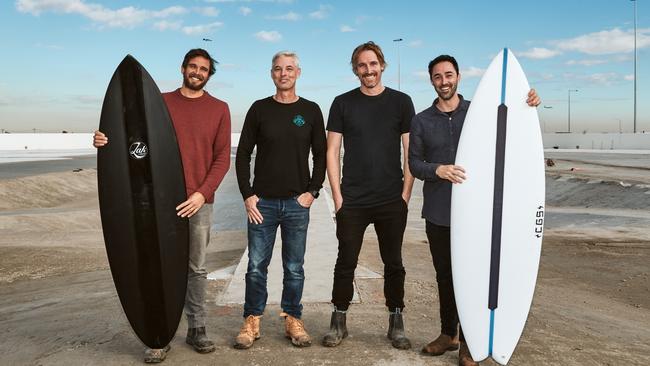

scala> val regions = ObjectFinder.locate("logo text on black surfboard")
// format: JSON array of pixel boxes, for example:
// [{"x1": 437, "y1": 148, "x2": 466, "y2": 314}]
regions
[{"x1": 129, "y1": 142, "x2": 148, "y2": 160}]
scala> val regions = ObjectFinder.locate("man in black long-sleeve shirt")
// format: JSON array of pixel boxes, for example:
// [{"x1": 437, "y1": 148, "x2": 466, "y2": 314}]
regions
[
  {"x1": 409, "y1": 54, "x2": 539, "y2": 366},
  {"x1": 234, "y1": 51, "x2": 326, "y2": 350}
]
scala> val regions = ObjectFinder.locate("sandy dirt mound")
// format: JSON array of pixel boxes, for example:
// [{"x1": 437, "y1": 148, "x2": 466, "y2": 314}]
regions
[
  {"x1": 0, "y1": 246, "x2": 108, "y2": 283},
  {"x1": 0, "y1": 209, "x2": 101, "y2": 232},
  {"x1": 546, "y1": 175, "x2": 650, "y2": 210},
  {"x1": 0, "y1": 169, "x2": 97, "y2": 210}
]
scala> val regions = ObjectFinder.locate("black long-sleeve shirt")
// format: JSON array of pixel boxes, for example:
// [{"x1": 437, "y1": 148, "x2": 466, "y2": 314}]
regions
[
  {"x1": 235, "y1": 96, "x2": 326, "y2": 200},
  {"x1": 408, "y1": 95, "x2": 470, "y2": 226}
]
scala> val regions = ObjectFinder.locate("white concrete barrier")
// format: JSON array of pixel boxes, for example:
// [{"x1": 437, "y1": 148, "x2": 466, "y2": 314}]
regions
[
  {"x1": 0, "y1": 133, "x2": 241, "y2": 150},
  {"x1": 542, "y1": 132, "x2": 650, "y2": 150},
  {"x1": 0, "y1": 133, "x2": 94, "y2": 150}
]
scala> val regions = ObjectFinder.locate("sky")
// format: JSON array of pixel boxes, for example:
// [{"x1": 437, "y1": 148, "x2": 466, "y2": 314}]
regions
[{"x1": 0, "y1": 0, "x2": 648, "y2": 134}]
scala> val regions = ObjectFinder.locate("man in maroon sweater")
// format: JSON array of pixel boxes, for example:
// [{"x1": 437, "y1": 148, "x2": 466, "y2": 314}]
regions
[{"x1": 94, "y1": 48, "x2": 231, "y2": 363}]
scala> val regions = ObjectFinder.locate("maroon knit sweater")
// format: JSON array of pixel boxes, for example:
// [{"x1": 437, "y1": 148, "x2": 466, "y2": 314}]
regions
[{"x1": 163, "y1": 89, "x2": 231, "y2": 203}]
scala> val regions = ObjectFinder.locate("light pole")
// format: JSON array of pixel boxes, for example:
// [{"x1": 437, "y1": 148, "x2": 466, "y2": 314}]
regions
[
  {"x1": 568, "y1": 89, "x2": 578, "y2": 133},
  {"x1": 542, "y1": 105, "x2": 552, "y2": 132},
  {"x1": 615, "y1": 118, "x2": 622, "y2": 133},
  {"x1": 631, "y1": 0, "x2": 637, "y2": 133},
  {"x1": 393, "y1": 38, "x2": 403, "y2": 90}
]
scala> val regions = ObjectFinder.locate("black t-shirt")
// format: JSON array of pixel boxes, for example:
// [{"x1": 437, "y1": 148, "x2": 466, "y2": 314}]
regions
[
  {"x1": 235, "y1": 96, "x2": 326, "y2": 199},
  {"x1": 327, "y1": 87, "x2": 415, "y2": 208}
]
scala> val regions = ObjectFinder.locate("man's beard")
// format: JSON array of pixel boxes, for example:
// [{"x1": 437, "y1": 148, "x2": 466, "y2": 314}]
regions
[
  {"x1": 183, "y1": 73, "x2": 208, "y2": 91},
  {"x1": 435, "y1": 82, "x2": 458, "y2": 101},
  {"x1": 359, "y1": 72, "x2": 379, "y2": 88}
]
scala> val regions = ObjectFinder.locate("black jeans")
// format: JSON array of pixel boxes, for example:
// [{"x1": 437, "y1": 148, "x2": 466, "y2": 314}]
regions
[
  {"x1": 331, "y1": 199, "x2": 408, "y2": 312},
  {"x1": 426, "y1": 221, "x2": 464, "y2": 341}
]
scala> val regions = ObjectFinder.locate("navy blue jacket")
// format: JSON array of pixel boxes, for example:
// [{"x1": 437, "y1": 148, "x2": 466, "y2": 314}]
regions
[{"x1": 408, "y1": 95, "x2": 470, "y2": 226}]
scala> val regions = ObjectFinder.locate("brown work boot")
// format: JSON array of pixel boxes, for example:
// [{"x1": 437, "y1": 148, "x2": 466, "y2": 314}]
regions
[
  {"x1": 234, "y1": 315, "x2": 261, "y2": 349},
  {"x1": 459, "y1": 341, "x2": 479, "y2": 366},
  {"x1": 421, "y1": 333, "x2": 460, "y2": 356},
  {"x1": 281, "y1": 312, "x2": 312, "y2": 347}
]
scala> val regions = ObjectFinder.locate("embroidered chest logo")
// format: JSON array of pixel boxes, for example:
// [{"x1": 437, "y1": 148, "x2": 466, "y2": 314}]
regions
[{"x1": 292, "y1": 114, "x2": 306, "y2": 127}]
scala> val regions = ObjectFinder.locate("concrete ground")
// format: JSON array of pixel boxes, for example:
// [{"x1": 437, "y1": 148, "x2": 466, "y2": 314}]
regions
[{"x1": 0, "y1": 152, "x2": 649, "y2": 365}]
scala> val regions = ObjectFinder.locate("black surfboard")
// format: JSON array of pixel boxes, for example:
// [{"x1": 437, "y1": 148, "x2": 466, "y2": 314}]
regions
[{"x1": 97, "y1": 55, "x2": 188, "y2": 349}]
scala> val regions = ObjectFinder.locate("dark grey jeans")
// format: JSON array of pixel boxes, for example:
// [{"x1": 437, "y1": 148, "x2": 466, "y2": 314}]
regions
[{"x1": 184, "y1": 203, "x2": 213, "y2": 329}]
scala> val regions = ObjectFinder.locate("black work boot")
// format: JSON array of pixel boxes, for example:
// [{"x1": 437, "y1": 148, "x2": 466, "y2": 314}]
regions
[
  {"x1": 186, "y1": 327, "x2": 216, "y2": 353},
  {"x1": 322, "y1": 308, "x2": 348, "y2": 347},
  {"x1": 387, "y1": 309, "x2": 411, "y2": 350}
]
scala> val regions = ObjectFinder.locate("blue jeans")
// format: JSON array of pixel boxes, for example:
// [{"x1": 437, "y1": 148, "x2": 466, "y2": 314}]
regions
[{"x1": 244, "y1": 196, "x2": 310, "y2": 319}]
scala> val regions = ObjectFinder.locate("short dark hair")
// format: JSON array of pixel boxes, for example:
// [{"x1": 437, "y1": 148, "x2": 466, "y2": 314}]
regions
[
  {"x1": 350, "y1": 41, "x2": 387, "y2": 75},
  {"x1": 428, "y1": 55, "x2": 459, "y2": 79},
  {"x1": 182, "y1": 48, "x2": 217, "y2": 76}
]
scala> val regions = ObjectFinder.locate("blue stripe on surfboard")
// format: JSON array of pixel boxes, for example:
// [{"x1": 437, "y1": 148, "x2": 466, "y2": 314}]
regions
[
  {"x1": 489, "y1": 310, "x2": 495, "y2": 356},
  {"x1": 489, "y1": 47, "x2": 509, "y2": 358},
  {"x1": 500, "y1": 48, "x2": 508, "y2": 104}
]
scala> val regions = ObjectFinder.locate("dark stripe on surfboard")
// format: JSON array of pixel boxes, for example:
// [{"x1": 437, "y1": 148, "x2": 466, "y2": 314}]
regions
[
  {"x1": 119, "y1": 57, "x2": 168, "y2": 340},
  {"x1": 489, "y1": 103, "x2": 508, "y2": 310},
  {"x1": 488, "y1": 48, "x2": 509, "y2": 356}
]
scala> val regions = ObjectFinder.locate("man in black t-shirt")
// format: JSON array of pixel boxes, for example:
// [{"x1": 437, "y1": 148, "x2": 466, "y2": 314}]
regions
[
  {"x1": 322, "y1": 42, "x2": 415, "y2": 350},
  {"x1": 235, "y1": 51, "x2": 326, "y2": 350}
]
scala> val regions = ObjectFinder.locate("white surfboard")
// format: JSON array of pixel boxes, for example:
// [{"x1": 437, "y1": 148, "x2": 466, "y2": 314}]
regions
[{"x1": 450, "y1": 48, "x2": 545, "y2": 365}]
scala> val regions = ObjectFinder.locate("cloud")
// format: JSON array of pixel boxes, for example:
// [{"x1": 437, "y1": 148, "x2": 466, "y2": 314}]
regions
[
  {"x1": 624, "y1": 74, "x2": 635, "y2": 81},
  {"x1": 585, "y1": 72, "x2": 619, "y2": 85},
  {"x1": 267, "y1": 11, "x2": 301, "y2": 21},
  {"x1": 553, "y1": 28, "x2": 650, "y2": 55},
  {"x1": 254, "y1": 30, "x2": 282, "y2": 42},
  {"x1": 340, "y1": 25, "x2": 355, "y2": 33},
  {"x1": 153, "y1": 20, "x2": 182, "y2": 31},
  {"x1": 460, "y1": 66, "x2": 485, "y2": 78},
  {"x1": 562, "y1": 72, "x2": 628, "y2": 86},
  {"x1": 154, "y1": 6, "x2": 186, "y2": 18},
  {"x1": 16, "y1": 0, "x2": 187, "y2": 29},
  {"x1": 517, "y1": 47, "x2": 562, "y2": 59},
  {"x1": 193, "y1": 6, "x2": 220, "y2": 17},
  {"x1": 566, "y1": 59, "x2": 607, "y2": 66},
  {"x1": 514, "y1": 27, "x2": 649, "y2": 64},
  {"x1": 239, "y1": 6, "x2": 251, "y2": 16},
  {"x1": 614, "y1": 54, "x2": 633, "y2": 62},
  {"x1": 309, "y1": 4, "x2": 332, "y2": 19},
  {"x1": 182, "y1": 22, "x2": 223, "y2": 35},
  {"x1": 408, "y1": 40, "x2": 423, "y2": 48}
]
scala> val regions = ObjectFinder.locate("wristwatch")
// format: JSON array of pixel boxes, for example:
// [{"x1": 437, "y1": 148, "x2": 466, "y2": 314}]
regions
[{"x1": 309, "y1": 190, "x2": 320, "y2": 199}]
